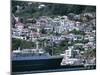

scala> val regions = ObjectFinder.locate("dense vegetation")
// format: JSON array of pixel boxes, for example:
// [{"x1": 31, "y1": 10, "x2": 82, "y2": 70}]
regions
[
  {"x1": 12, "y1": 1, "x2": 96, "y2": 20},
  {"x1": 12, "y1": 38, "x2": 35, "y2": 50}
]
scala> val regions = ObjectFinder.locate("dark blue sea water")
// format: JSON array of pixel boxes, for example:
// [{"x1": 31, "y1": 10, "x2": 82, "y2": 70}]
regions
[{"x1": 12, "y1": 65, "x2": 96, "y2": 75}]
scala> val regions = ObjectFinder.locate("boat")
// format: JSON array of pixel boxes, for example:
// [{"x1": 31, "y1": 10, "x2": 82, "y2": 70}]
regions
[
  {"x1": 12, "y1": 52, "x2": 63, "y2": 72},
  {"x1": 11, "y1": 48, "x2": 84, "y2": 73},
  {"x1": 12, "y1": 47, "x2": 96, "y2": 73}
]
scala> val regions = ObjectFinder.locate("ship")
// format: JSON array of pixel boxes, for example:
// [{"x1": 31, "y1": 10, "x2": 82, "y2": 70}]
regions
[
  {"x1": 11, "y1": 47, "x2": 83, "y2": 73},
  {"x1": 12, "y1": 47, "x2": 96, "y2": 73},
  {"x1": 12, "y1": 51, "x2": 63, "y2": 72}
]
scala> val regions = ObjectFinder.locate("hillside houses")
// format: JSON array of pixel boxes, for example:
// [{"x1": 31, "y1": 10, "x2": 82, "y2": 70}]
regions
[{"x1": 12, "y1": 13, "x2": 96, "y2": 56}]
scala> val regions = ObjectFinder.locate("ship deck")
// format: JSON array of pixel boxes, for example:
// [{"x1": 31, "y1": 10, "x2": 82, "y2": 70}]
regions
[{"x1": 12, "y1": 53, "x2": 63, "y2": 61}]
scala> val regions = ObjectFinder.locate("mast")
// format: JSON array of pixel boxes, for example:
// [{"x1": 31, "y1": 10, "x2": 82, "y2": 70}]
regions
[
  {"x1": 36, "y1": 41, "x2": 39, "y2": 53},
  {"x1": 36, "y1": 22, "x2": 40, "y2": 53}
]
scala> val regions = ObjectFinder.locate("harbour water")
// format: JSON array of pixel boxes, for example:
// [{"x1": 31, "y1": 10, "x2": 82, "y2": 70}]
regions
[{"x1": 12, "y1": 61, "x2": 96, "y2": 74}]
